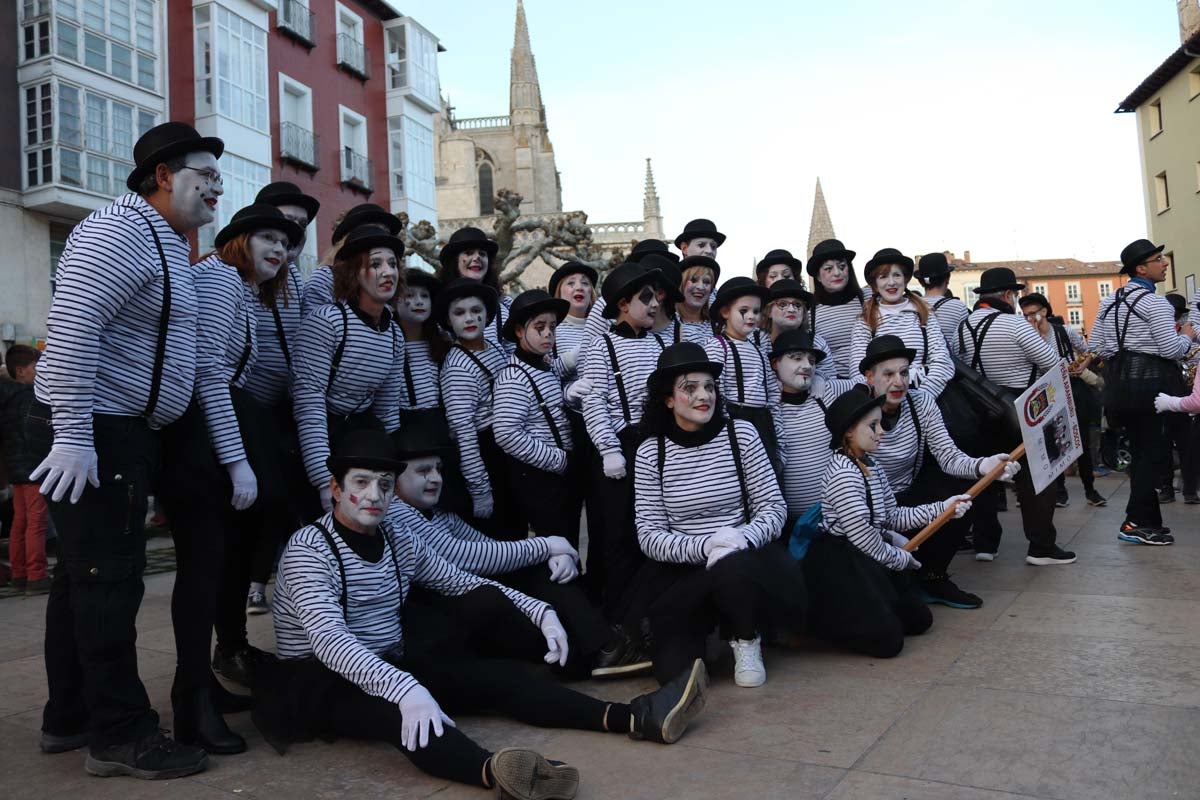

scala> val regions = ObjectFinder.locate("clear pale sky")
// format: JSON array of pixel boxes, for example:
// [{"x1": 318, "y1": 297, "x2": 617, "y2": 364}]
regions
[{"x1": 411, "y1": 0, "x2": 1181, "y2": 280}]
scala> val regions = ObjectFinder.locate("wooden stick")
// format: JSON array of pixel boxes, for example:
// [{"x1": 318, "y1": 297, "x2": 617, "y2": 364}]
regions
[{"x1": 902, "y1": 443, "x2": 1026, "y2": 553}]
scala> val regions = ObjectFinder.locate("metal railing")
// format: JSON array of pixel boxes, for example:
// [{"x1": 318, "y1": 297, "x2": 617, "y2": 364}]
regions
[
  {"x1": 341, "y1": 146, "x2": 372, "y2": 192},
  {"x1": 280, "y1": 122, "x2": 319, "y2": 170},
  {"x1": 278, "y1": 0, "x2": 315, "y2": 46},
  {"x1": 449, "y1": 115, "x2": 510, "y2": 130},
  {"x1": 336, "y1": 33, "x2": 370, "y2": 79}
]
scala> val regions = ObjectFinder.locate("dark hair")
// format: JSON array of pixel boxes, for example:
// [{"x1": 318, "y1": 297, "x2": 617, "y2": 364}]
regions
[
  {"x1": 332, "y1": 250, "x2": 406, "y2": 306},
  {"x1": 436, "y1": 248, "x2": 501, "y2": 293},
  {"x1": 917, "y1": 272, "x2": 950, "y2": 290},
  {"x1": 639, "y1": 371, "x2": 725, "y2": 437},
  {"x1": 5, "y1": 344, "x2": 40, "y2": 379},
  {"x1": 136, "y1": 156, "x2": 186, "y2": 196},
  {"x1": 1018, "y1": 292, "x2": 1052, "y2": 314},
  {"x1": 812, "y1": 264, "x2": 861, "y2": 304}
]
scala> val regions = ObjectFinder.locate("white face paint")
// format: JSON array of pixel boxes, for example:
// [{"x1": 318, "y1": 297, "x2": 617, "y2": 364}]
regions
[
  {"x1": 558, "y1": 273, "x2": 594, "y2": 318},
  {"x1": 517, "y1": 311, "x2": 557, "y2": 356},
  {"x1": 775, "y1": 350, "x2": 816, "y2": 392},
  {"x1": 721, "y1": 295, "x2": 761, "y2": 340},
  {"x1": 400, "y1": 285, "x2": 432, "y2": 325},
  {"x1": 333, "y1": 468, "x2": 395, "y2": 531},
  {"x1": 872, "y1": 264, "x2": 907, "y2": 304},
  {"x1": 770, "y1": 297, "x2": 805, "y2": 332},
  {"x1": 682, "y1": 269, "x2": 714, "y2": 312},
  {"x1": 248, "y1": 228, "x2": 288, "y2": 285},
  {"x1": 448, "y1": 297, "x2": 487, "y2": 341},
  {"x1": 457, "y1": 248, "x2": 490, "y2": 281},
  {"x1": 619, "y1": 284, "x2": 659, "y2": 330},
  {"x1": 818, "y1": 258, "x2": 849, "y2": 292},
  {"x1": 170, "y1": 152, "x2": 223, "y2": 230},
  {"x1": 395, "y1": 456, "x2": 443, "y2": 510},
  {"x1": 764, "y1": 264, "x2": 793, "y2": 286},
  {"x1": 359, "y1": 247, "x2": 399, "y2": 305},
  {"x1": 667, "y1": 371, "x2": 717, "y2": 431},
  {"x1": 848, "y1": 407, "x2": 884, "y2": 455},
  {"x1": 867, "y1": 357, "x2": 912, "y2": 408},
  {"x1": 682, "y1": 237, "x2": 719, "y2": 259},
  {"x1": 275, "y1": 203, "x2": 309, "y2": 264}
]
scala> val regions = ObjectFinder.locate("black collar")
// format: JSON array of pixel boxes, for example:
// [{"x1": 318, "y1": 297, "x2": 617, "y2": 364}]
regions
[
  {"x1": 515, "y1": 347, "x2": 551, "y2": 371},
  {"x1": 351, "y1": 302, "x2": 394, "y2": 332},
  {"x1": 331, "y1": 515, "x2": 384, "y2": 563},
  {"x1": 612, "y1": 321, "x2": 647, "y2": 339},
  {"x1": 816, "y1": 283, "x2": 862, "y2": 307},
  {"x1": 664, "y1": 411, "x2": 726, "y2": 447},
  {"x1": 781, "y1": 390, "x2": 810, "y2": 406}
]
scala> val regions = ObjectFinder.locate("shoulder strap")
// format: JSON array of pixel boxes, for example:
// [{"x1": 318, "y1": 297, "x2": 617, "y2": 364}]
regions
[
  {"x1": 905, "y1": 395, "x2": 924, "y2": 483},
  {"x1": 312, "y1": 521, "x2": 349, "y2": 616},
  {"x1": 725, "y1": 336, "x2": 747, "y2": 404},
  {"x1": 1114, "y1": 288, "x2": 1153, "y2": 353},
  {"x1": 402, "y1": 343, "x2": 418, "y2": 407},
  {"x1": 130, "y1": 208, "x2": 171, "y2": 418},
  {"x1": 963, "y1": 311, "x2": 1000, "y2": 376},
  {"x1": 919, "y1": 323, "x2": 929, "y2": 366},
  {"x1": 455, "y1": 343, "x2": 496, "y2": 384},
  {"x1": 326, "y1": 304, "x2": 350, "y2": 394},
  {"x1": 603, "y1": 333, "x2": 633, "y2": 424},
  {"x1": 270, "y1": 303, "x2": 292, "y2": 370},
  {"x1": 509, "y1": 363, "x2": 566, "y2": 450},
  {"x1": 725, "y1": 421, "x2": 752, "y2": 524},
  {"x1": 657, "y1": 435, "x2": 666, "y2": 478},
  {"x1": 933, "y1": 296, "x2": 951, "y2": 311},
  {"x1": 230, "y1": 314, "x2": 253, "y2": 386},
  {"x1": 673, "y1": 318, "x2": 682, "y2": 344}
]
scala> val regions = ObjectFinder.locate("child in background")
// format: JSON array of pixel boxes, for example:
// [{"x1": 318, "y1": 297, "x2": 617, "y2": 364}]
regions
[{"x1": 1, "y1": 345, "x2": 49, "y2": 594}]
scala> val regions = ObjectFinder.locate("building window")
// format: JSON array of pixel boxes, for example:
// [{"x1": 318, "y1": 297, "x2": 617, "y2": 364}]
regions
[
  {"x1": 1097, "y1": 281, "x2": 1112, "y2": 299},
  {"x1": 1065, "y1": 283, "x2": 1080, "y2": 303},
  {"x1": 55, "y1": 0, "x2": 157, "y2": 89},
  {"x1": 403, "y1": 116, "x2": 434, "y2": 208},
  {"x1": 478, "y1": 163, "x2": 494, "y2": 216},
  {"x1": 385, "y1": 27, "x2": 405, "y2": 89},
  {"x1": 388, "y1": 116, "x2": 404, "y2": 200},
  {"x1": 339, "y1": 105, "x2": 371, "y2": 191},
  {"x1": 278, "y1": 0, "x2": 314, "y2": 46},
  {"x1": 193, "y1": 4, "x2": 268, "y2": 131},
  {"x1": 57, "y1": 20, "x2": 79, "y2": 60},
  {"x1": 23, "y1": 0, "x2": 52, "y2": 18},
  {"x1": 336, "y1": 3, "x2": 368, "y2": 78},
  {"x1": 386, "y1": 22, "x2": 438, "y2": 107},
  {"x1": 1155, "y1": 171, "x2": 1170, "y2": 213},
  {"x1": 1067, "y1": 308, "x2": 1082, "y2": 327},
  {"x1": 23, "y1": 20, "x2": 52, "y2": 60},
  {"x1": 1149, "y1": 100, "x2": 1163, "y2": 137},
  {"x1": 1032, "y1": 283, "x2": 1048, "y2": 297},
  {"x1": 279, "y1": 74, "x2": 317, "y2": 169},
  {"x1": 198, "y1": 153, "x2": 271, "y2": 252}
]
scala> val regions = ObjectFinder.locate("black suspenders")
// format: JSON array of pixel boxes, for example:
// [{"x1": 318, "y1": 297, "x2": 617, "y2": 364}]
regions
[
  {"x1": 505, "y1": 363, "x2": 566, "y2": 449},
  {"x1": 657, "y1": 420, "x2": 751, "y2": 524},
  {"x1": 312, "y1": 520, "x2": 403, "y2": 618},
  {"x1": 131, "y1": 209, "x2": 171, "y2": 418},
  {"x1": 230, "y1": 314, "x2": 253, "y2": 386}
]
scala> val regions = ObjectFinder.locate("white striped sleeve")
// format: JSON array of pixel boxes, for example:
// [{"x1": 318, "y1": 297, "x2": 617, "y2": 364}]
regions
[
  {"x1": 634, "y1": 437, "x2": 712, "y2": 565},
  {"x1": 493, "y1": 364, "x2": 569, "y2": 474},
  {"x1": 577, "y1": 296, "x2": 610, "y2": 376},
  {"x1": 822, "y1": 458, "x2": 912, "y2": 570},
  {"x1": 301, "y1": 265, "x2": 334, "y2": 317},
  {"x1": 1089, "y1": 295, "x2": 1117, "y2": 357},
  {"x1": 582, "y1": 333, "x2": 622, "y2": 457},
  {"x1": 293, "y1": 309, "x2": 340, "y2": 487},
  {"x1": 917, "y1": 318, "x2": 954, "y2": 397},
  {"x1": 391, "y1": 505, "x2": 549, "y2": 576},
  {"x1": 369, "y1": 325, "x2": 405, "y2": 434},
  {"x1": 440, "y1": 353, "x2": 491, "y2": 503},
  {"x1": 192, "y1": 263, "x2": 249, "y2": 465},
  {"x1": 813, "y1": 333, "x2": 837, "y2": 380},
  {"x1": 885, "y1": 495, "x2": 941, "y2": 533},
  {"x1": 1016, "y1": 318, "x2": 1061, "y2": 375}
]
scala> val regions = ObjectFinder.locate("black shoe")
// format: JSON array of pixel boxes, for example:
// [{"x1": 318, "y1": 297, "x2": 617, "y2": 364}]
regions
[
  {"x1": 919, "y1": 575, "x2": 983, "y2": 609},
  {"x1": 1085, "y1": 490, "x2": 1107, "y2": 507},
  {"x1": 211, "y1": 644, "x2": 273, "y2": 688},
  {"x1": 1025, "y1": 545, "x2": 1077, "y2": 565},
  {"x1": 1184, "y1": 494, "x2": 1200, "y2": 505},
  {"x1": 1055, "y1": 490, "x2": 1070, "y2": 508},
  {"x1": 489, "y1": 748, "x2": 579, "y2": 800},
  {"x1": 995, "y1": 493, "x2": 1008, "y2": 512},
  {"x1": 171, "y1": 688, "x2": 246, "y2": 754},
  {"x1": 85, "y1": 730, "x2": 208, "y2": 779},
  {"x1": 629, "y1": 658, "x2": 707, "y2": 744},
  {"x1": 1118, "y1": 522, "x2": 1174, "y2": 546},
  {"x1": 1158, "y1": 487, "x2": 1176, "y2": 503},
  {"x1": 40, "y1": 729, "x2": 89, "y2": 754},
  {"x1": 956, "y1": 535, "x2": 975, "y2": 553},
  {"x1": 591, "y1": 626, "x2": 653, "y2": 678},
  {"x1": 210, "y1": 675, "x2": 253, "y2": 714}
]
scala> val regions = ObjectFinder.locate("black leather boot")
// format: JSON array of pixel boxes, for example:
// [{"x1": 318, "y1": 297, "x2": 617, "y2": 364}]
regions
[
  {"x1": 210, "y1": 674, "x2": 253, "y2": 714},
  {"x1": 172, "y1": 687, "x2": 247, "y2": 754}
]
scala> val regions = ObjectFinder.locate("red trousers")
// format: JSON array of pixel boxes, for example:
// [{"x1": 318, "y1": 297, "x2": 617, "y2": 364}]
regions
[{"x1": 9, "y1": 483, "x2": 48, "y2": 581}]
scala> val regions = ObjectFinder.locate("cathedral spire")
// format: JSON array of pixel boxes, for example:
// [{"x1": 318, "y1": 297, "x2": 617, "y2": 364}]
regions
[
  {"x1": 643, "y1": 158, "x2": 664, "y2": 241},
  {"x1": 806, "y1": 178, "x2": 836, "y2": 260},
  {"x1": 510, "y1": 0, "x2": 544, "y2": 126}
]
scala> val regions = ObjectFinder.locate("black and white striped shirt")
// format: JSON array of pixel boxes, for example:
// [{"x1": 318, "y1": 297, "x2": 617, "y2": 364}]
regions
[
  {"x1": 192, "y1": 255, "x2": 257, "y2": 465},
  {"x1": 958, "y1": 306, "x2": 1059, "y2": 391},
  {"x1": 776, "y1": 378, "x2": 855, "y2": 517},
  {"x1": 819, "y1": 452, "x2": 941, "y2": 570},
  {"x1": 811, "y1": 290, "x2": 868, "y2": 378},
  {"x1": 484, "y1": 295, "x2": 515, "y2": 355},
  {"x1": 552, "y1": 314, "x2": 588, "y2": 399},
  {"x1": 400, "y1": 340, "x2": 441, "y2": 411},
  {"x1": 493, "y1": 354, "x2": 572, "y2": 474},
  {"x1": 929, "y1": 295, "x2": 970, "y2": 354},
  {"x1": 582, "y1": 326, "x2": 666, "y2": 457},
  {"x1": 242, "y1": 263, "x2": 304, "y2": 408},
  {"x1": 634, "y1": 419, "x2": 785, "y2": 564},
  {"x1": 874, "y1": 391, "x2": 983, "y2": 495},
  {"x1": 1090, "y1": 283, "x2": 1192, "y2": 362},
  {"x1": 35, "y1": 193, "x2": 198, "y2": 446},
  {"x1": 578, "y1": 297, "x2": 613, "y2": 377},
  {"x1": 850, "y1": 304, "x2": 955, "y2": 397},
  {"x1": 704, "y1": 335, "x2": 782, "y2": 409},
  {"x1": 386, "y1": 503, "x2": 550, "y2": 576},
  {"x1": 677, "y1": 318, "x2": 715, "y2": 346},
  {"x1": 1188, "y1": 289, "x2": 1200, "y2": 331},
  {"x1": 300, "y1": 264, "x2": 334, "y2": 317},
  {"x1": 440, "y1": 343, "x2": 509, "y2": 503},
  {"x1": 272, "y1": 512, "x2": 549, "y2": 705},
  {"x1": 293, "y1": 303, "x2": 405, "y2": 487}
]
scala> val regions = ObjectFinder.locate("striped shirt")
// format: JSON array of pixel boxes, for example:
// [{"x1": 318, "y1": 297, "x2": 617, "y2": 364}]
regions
[
  {"x1": 578, "y1": 296, "x2": 613, "y2": 376},
  {"x1": 582, "y1": 326, "x2": 666, "y2": 457},
  {"x1": 293, "y1": 303, "x2": 405, "y2": 487},
  {"x1": 929, "y1": 295, "x2": 970, "y2": 354},
  {"x1": 634, "y1": 419, "x2": 786, "y2": 564},
  {"x1": 35, "y1": 193, "x2": 198, "y2": 446},
  {"x1": 300, "y1": 264, "x2": 334, "y2": 317},
  {"x1": 400, "y1": 340, "x2": 441, "y2": 411},
  {"x1": 440, "y1": 343, "x2": 509, "y2": 503},
  {"x1": 386, "y1": 503, "x2": 550, "y2": 576},
  {"x1": 485, "y1": 295, "x2": 515, "y2": 355},
  {"x1": 552, "y1": 314, "x2": 588, "y2": 398},
  {"x1": 776, "y1": 378, "x2": 856, "y2": 517},
  {"x1": 811, "y1": 291, "x2": 868, "y2": 378},
  {"x1": 192, "y1": 255, "x2": 258, "y2": 465},
  {"x1": 242, "y1": 263, "x2": 304, "y2": 407},
  {"x1": 704, "y1": 335, "x2": 781, "y2": 409},
  {"x1": 850, "y1": 303, "x2": 954, "y2": 396},
  {"x1": 273, "y1": 512, "x2": 549, "y2": 705},
  {"x1": 493, "y1": 354, "x2": 572, "y2": 474},
  {"x1": 1189, "y1": 290, "x2": 1200, "y2": 331},
  {"x1": 819, "y1": 452, "x2": 942, "y2": 570},
  {"x1": 1090, "y1": 283, "x2": 1192, "y2": 362},
  {"x1": 678, "y1": 318, "x2": 716, "y2": 346},
  {"x1": 958, "y1": 306, "x2": 1059, "y2": 391},
  {"x1": 874, "y1": 391, "x2": 983, "y2": 495}
]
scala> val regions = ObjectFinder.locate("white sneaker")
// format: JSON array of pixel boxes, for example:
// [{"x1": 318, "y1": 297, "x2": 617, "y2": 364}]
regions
[
  {"x1": 974, "y1": 552, "x2": 995, "y2": 562},
  {"x1": 730, "y1": 636, "x2": 766, "y2": 688}
]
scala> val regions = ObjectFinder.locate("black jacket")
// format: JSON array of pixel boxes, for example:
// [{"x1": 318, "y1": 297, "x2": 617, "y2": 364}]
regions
[{"x1": 0, "y1": 378, "x2": 39, "y2": 483}]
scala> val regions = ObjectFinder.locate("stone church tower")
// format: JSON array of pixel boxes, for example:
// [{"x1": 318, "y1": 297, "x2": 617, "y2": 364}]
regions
[
  {"x1": 806, "y1": 178, "x2": 836, "y2": 260},
  {"x1": 1181, "y1": 0, "x2": 1200, "y2": 41}
]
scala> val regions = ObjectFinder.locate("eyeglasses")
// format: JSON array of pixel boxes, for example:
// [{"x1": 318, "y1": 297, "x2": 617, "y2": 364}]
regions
[
  {"x1": 774, "y1": 300, "x2": 804, "y2": 311},
  {"x1": 1141, "y1": 254, "x2": 1168, "y2": 266},
  {"x1": 179, "y1": 166, "x2": 223, "y2": 187}
]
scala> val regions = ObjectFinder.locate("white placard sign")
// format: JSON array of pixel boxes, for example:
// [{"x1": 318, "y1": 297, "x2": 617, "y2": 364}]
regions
[{"x1": 1015, "y1": 359, "x2": 1083, "y2": 494}]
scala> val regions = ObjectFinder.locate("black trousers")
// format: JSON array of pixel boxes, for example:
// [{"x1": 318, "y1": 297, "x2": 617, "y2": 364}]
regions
[
  {"x1": 972, "y1": 446, "x2": 1057, "y2": 553},
  {"x1": 586, "y1": 427, "x2": 646, "y2": 624},
  {"x1": 27, "y1": 405, "x2": 161, "y2": 747},
  {"x1": 895, "y1": 459, "x2": 972, "y2": 578},
  {"x1": 505, "y1": 454, "x2": 577, "y2": 540},
  {"x1": 1118, "y1": 410, "x2": 1168, "y2": 527},
  {"x1": 1057, "y1": 377, "x2": 1097, "y2": 495},
  {"x1": 1158, "y1": 412, "x2": 1196, "y2": 496},
  {"x1": 563, "y1": 408, "x2": 595, "y2": 550},
  {"x1": 462, "y1": 428, "x2": 526, "y2": 541}
]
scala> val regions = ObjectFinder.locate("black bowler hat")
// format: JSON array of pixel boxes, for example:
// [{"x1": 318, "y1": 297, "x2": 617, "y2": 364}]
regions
[
  {"x1": 331, "y1": 203, "x2": 402, "y2": 245},
  {"x1": 391, "y1": 419, "x2": 454, "y2": 467},
  {"x1": 864, "y1": 248, "x2": 915, "y2": 283},
  {"x1": 435, "y1": 278, "x2": 499, "y2": 327},
  {"x1": 674, "y1": 218, "x2": 726, "y2": 249},
  {"x1": 403, "y1": 268, "x2": 441, "y2": 294},
  {"x1": 755, "y1": 249, "x2": 802, "y2": 278},
  {"x1": 916, "y1": 252, "x2": 953, "y2": 279},
  {"x1": 973, "y1": 267, "x2": 1026, "y2": 294},
  {"x1": 629, "y1": 239, "x2": 679, "y2": 264},
  {"x1": 601, "y1": 262, "x2": 661, "y2": 319},
  {"x1": 1165, "y1": 293, "x2": 1188, "y2": 317},
  {"x1": 806, "y1": 238, "x2": 857, "y2": 277},
  {"x1": 709, "y1": 277, "x2": 770, "y2": 324},
  {"x1": 1119, "y1": 239, "x2": 1166, "y2": 276},
  {"x1": 644, "y1": 253, "x2": 685, "y2": 303},
  {"x1": 214, "y1": 203, "x2": 304, "y2": 249},
  {"x1": 1018, "y1": 293, "x2": 1052, "y2": 313},
  {"x1": 769, "y1": 329, "x2": 827, "y2": 362},
  {"x1": 824, "y1": 386, "x2": 887, "y2": 450},
  {"x1": 768, "y1": 278, "x2": 814, "y2": 308},
  {"x1": 503, "y1": 289, "x2": 569, "y2": 342},
  {"x1": 548, "y1": 261, "x2": 599, "y2": 298},
  {"x1": 255, "y1": 181, "x2": 320, "y2": 220},
  {"x1": 336, "y1": 226, "x2": 405, "y2": 262},
  {"x1": 858, "y1": 334, "x2": 916, "y2": 375},
  {"x1": 678, "y1": 255, "x2": 722, "y2": 285},
  {"x1": 326, "y1": 428, "x2": 405, "y2": 476},
  {"x1": 126, "y1": 122, "x2": 224, "y2": 192},
  {"x1": 648, "y1": 341, "x2": 723, "y2": 388},
  {"x1": 439, "y1": 226, "x2": 500, "y2": 271}
]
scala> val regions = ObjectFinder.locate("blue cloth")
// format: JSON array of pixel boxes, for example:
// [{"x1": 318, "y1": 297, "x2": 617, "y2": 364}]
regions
[
  {"x1": 1128, "y1": 276, "x2": 1156, "y2": 293},
  {"x1": 787, "y1": 503, "x2": 824, "y2": 561}
]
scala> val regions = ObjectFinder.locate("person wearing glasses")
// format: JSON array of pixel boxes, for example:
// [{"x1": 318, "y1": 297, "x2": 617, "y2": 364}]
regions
[{"x1": 1091, "y1": 240, "x2": 1197, "y2": 545}]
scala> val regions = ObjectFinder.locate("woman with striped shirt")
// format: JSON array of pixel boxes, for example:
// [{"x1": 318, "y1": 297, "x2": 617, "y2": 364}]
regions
[
  {"x1": 293, "y1": 227, "x2": 406, "y2": 513},
  {"x1": 755, "y1": 278, "x2": 837, "y2": 381},
  {"x1": 632, "y1": 343, "x2": 803, "y2": 688},
  {"x1": 160, "y1": 203, "x2": 301, "y2": 754},
  {"x1": 673, "y1": 256, "x2": 718, "y2": 345},
  {"x1": 436, "y1": 227, "x2": 513, "y2": 355},
  {"x1": 396, "y1": 268, "x2": 447, "y2": 421},
  {"x1": 850, "y1": 249, "x2": 954, "y2": 397},
  {"x1": 301, "y1": 203, "x2": 403, "y2": 317},
  {"x1": 807, "y1": 239, "x2": 868, "y2": 379},
  {"x1": 806, "y1": 388, "x2": 971, "y2": 658}
]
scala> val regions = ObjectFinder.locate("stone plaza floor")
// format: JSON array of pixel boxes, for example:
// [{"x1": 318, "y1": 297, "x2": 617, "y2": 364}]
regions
[{"x1": 1, "y1": 472, "x2": 1199, "y2": 799}]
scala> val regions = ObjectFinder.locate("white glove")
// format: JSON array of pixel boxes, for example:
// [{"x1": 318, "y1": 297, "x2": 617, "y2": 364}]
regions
[
  {"x1": 1155, "y1": 393, "x2": 1183, "y2": 414},
  {"x1": 564, "y1": 380, "x2": 589, "y2": 405},
  {"x1": 540, "y1": 609, "x2": 570, "y2": 667},
  {"x1": 226, "y1": 458, "x2": 258, "y2": 511},
  {"x1": 31, "y1": 444, "x2": 100, "y2": 504},
  {"x1": 942, "y1": 494, "x2": 973, "y2": 518},
  {"x1": 560, "y1": 347, "x2": 579, "y2": 372},
  {"x1": 886, "y1": 531, "x2": 911, "y2": 548},
  {"x1": 706, "y1": 544, "x2": 738, "y2": 570},
  {"x1": 909, "y1": 369, "x2": 923, "y2": 389},
  {"x1": 472, "y1": 492, "x2": 494, "y2": 519},
  {"x1": 979, "y1": 454, "x2": 1020, "y2": 482},
  {"x1": 708, "y1": 526, "x2": 748, "y2": 552},
  {"x1": 319, "y1": 484, "x2": 333, "y2": 513},
  {"x1": 543, "y1": 535, "x2": 578, "y2": 559},
  {"x1": 547, "y1": 553, "x2": 579, "y2": 583},
  {"x1": 397, "y1": 684, "x2": 455, "y2": 750},
  {"x1": 899, "y1": 550, "x2": 922, "y2": 571},
  {"x1": 602, "y1": 452, "x2": 626, "y2": 480}
]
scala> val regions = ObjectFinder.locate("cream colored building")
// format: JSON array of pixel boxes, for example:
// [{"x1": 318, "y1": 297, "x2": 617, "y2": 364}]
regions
[{"x1": 1116, "y1": 2, "x2": 1200, "y2": 295}]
